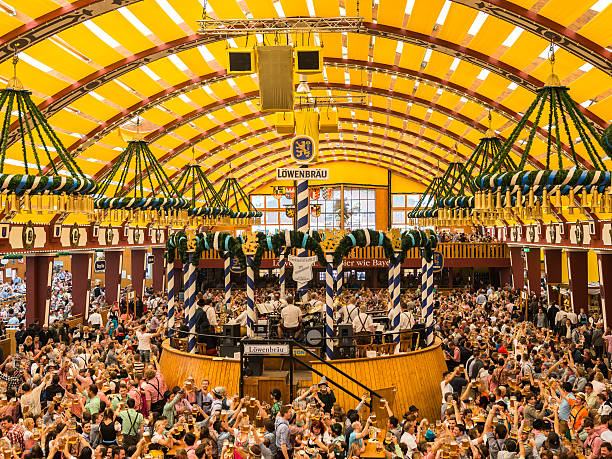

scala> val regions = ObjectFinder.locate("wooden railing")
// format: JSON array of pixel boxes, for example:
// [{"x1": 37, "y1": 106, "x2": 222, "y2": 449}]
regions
[{"x1": 198, "y1": 242, "x2": 508, "y2": 260}]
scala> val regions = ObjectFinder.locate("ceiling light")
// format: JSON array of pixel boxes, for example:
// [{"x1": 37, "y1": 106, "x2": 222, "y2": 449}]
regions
[
  {"x1": 449, "y1": 57, "x2": 461, "y2": 71},
  {"x1": 404, "y1": 0, "x2": 415, "y2": 15},
  {"x1": 155, "y1": 0, "x2": 184, "y2": 24},
  {"x1": 476, "y1": 69, "x2": 490, "y2": 80},
  {"x1": 591, "y1": 0, "x2": 611, "y2": 12},
  {"x1": 502, "y1": 27, "x2": 523, "y2": 47},
  {"x1": 83, "y1": 20, "x2": 121, "y2": 48},
  {"x1": 507, "y1": 82, "x2": 519, "y2": 90},
  {"x1": 579, "y1": 63, "x2": 594, "y2": 72},
  {"x1": 118, "y1": 7, "x2": 153, "y2": 35},
  {"x1": 435, "y1": 1, "x2": 452, "y2": 26},
  {"x1": 467, "y1": 12, "x2": 488, "y2": 35},
  {"x1": 19, "y1": 53, "x2": 53, "y2": 73}
]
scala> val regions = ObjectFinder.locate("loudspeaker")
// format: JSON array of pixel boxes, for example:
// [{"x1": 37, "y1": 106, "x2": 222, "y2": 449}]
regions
[
  {"x1": 337, "y1": 324, "x2": 353, "y2": 347},
  {"x1": 304, "y1": 326, "x2": 324, "y2": 347},
  {"x1": 295, "y1": 47, "x2": 323, "y2": 74},
  {"x1": 219, "y1": 345, "x2": 239, "y2": 358},
  {"x1": 257, "y1": 46, "x2": 293, "y2": 111},
  {"x1": 227, "y1": 48, "x2": 255, "y2": 74},
  {"x1": 223, "y1": 324, "x2": 241, "y2": 346}
]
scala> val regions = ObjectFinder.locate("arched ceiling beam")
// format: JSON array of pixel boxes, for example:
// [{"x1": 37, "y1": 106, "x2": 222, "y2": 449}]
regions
[
  {"x1": 14, "y1": 22, "x2": 605, "y2": 150},
  {"x1": 203, "y1": 142, "x2": 442, "y2": 199},
  {"x1": 454, "y1": 0, "x2": 612, "y2": 76},
  {"x1": 1, "y1": 2, "x2": 607, "y2": 80},
  {"x1": 136, "y1": 83, "x2": 549, "y2": 171},
  {"x1": 249, "y1": 152, "x2": 430, "y2": 193},
  {"x1": 0, "y1": 0, "x2": 143, "y2": 62},
  {"x1": 67, "y1": 58, "x2": 525, "y2": 156},
  {"x1": 106, "y1": 126, "x2": 460, "y2": 194},
  {"x1": 90, "y1": 102, "x2": 479, "y2": 181},
  {"x1": 240, "y1": 147, "x2": 442, "y2": 193}
]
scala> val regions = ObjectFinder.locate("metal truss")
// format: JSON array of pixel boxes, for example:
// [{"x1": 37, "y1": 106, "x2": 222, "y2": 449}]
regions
[{"x1": 197, "y1": 17, "x2": 363, "y2": 35}]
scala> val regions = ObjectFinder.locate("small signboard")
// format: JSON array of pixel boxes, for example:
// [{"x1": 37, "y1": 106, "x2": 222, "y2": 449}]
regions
[
  {"x1": 147, "y1": 255, "x2": 154, "y2": 264},
  {"x1": 243, "y1": 343, "x2": 290, "y2": 356},
  {"x1": 94, "y1": 260, "x2": 105, "y2": 272},
  {"x1": 432, "y1": 251, "x2": 444, "y2": 272},
  {"x1": 276, "y1": 168, "x2": 329, "y2": 181}
]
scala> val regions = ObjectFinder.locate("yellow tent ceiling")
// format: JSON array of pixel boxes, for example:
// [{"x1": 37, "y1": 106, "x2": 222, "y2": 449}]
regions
[{"x1": 0, "y1": 0, "x2": 611, "y2": 198}]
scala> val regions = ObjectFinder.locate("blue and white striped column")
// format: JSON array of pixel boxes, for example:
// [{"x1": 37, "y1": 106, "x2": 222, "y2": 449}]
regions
[
  {"x1": 246, "y1": 255, "x2": 256, "y2": 337},
  {"x1": 392, "y1": 255, "x2": 402, "y2": 344},
  {"x1": 224, "y1": 254, "x2": 231, "y2": 313},
  {"x1": 420, "y1": 256, "x2": 435, "y2": 346},
  {"x1": 279, "y1": 250, "x2": 286, "y2": 299},
  {"x1": 167, "y1": 261, "x2": 175, "y2": 337},
  {"x1": 325, "y1": 255, "x2": 335, "y2": 360},
  {"x1": 388, "y1": 260, "x2": 395, "y2": 298},
  {"x1": 296, "y1": 173, "x2": 309, "y2": 298},
  {"x1": 335, "y1": 262, "x2": 343, "y2": 297},
  {"x1": 184, "y1": 254, "x2": 198, "y2": 352}
]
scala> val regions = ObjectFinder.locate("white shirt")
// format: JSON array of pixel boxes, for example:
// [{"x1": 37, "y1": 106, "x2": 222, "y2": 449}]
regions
[
  {"x1": 400, "y1": 432, "x2": 417, "y2": 457},
  {"x1": 352, "y1": 312, "x2": 373, "y2": 333},
  {"x1": 339, "y1": 304, "x2": 360, "y2": 323},
  {"x1": 232, "y1": 310, "x2": 248, "y2": 326},
  {"x1": 136, "y1": 331, "x2": 153, "y2": 351},
  {"x1": 88, "y1": 312, "x2": 103, "y2": 326},
  {"x1": 399, "y1": 311, "x2": 415, "y2": 330},
  {"x1": 204, "y1": 305, "x2": 218, "y2": 326},
  {"x1": 280, "y1": 304, "x2": 302, "y2": 328},
  {"x1": 440, "y1": 381, "x2": 453, "y2": 401}
]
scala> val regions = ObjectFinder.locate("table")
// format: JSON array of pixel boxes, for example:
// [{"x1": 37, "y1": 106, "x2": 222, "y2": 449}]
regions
[{"x1": 362, "y1": 429, "x2": 387, "y2": 459}]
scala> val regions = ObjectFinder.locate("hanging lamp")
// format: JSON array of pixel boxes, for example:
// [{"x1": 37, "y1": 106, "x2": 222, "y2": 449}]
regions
[
  {"x1": 473, "y1": 42, "x2": 610, "y2": 214},
  {"x1": 408, "y1": 162, "x2": 465, "y2": 224},
  {"x1": 0, "y1": 56, "x2": 97, "y2": 214},
  {"x1": 216, "y1": 163, "x2": 262, "y2": 225},
  {"x1": 94, "y1": 139, "x2": 188, "y2": 215},
  {"x1": 173, "y1": 149, "x2": 231, "y2": 219}
]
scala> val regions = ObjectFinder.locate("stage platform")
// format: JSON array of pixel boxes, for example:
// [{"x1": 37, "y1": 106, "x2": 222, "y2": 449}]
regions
[{"x1": 159, "y1": 338, "x2": 447, "y2": 421}]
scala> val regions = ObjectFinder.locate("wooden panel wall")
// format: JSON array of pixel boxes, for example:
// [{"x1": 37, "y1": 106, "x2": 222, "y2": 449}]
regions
[
  {"x1": 310, "y1": 340, "x2": 447, "y2": 422},
  {"x1": 159, "y1": 340, "x2": 447, "y2": 422},
  {"x1": 159, "y1": 340, "x2": 241, "y2": 395}
]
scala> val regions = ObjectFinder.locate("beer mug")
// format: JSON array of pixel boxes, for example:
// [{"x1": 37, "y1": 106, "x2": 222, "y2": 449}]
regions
[
  {"x1": 250, "y1": 397, "x2": 256, "y2": 408},
  {"x1": 379, "y1": 398, "x2": 386, "y2": 409},
  {"x1": 32, "y1": 430, "x2": 40, "y2": 442},
  {"x1": 143, "y1": 432, "x2": 151, "y2": 444},
  {"x1": 376, "y1": 441, "x2": 383, "y2": 452},
  {"x1": 370, "y1": 413, "x2": 377, "y2": 424}
]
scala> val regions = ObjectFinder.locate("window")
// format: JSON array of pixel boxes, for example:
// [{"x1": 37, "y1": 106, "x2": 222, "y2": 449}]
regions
[
  {"x1": 343, "y1": 187, "x2": 376, "y2": 229},
  {"x1": 309, "y1": 187, "x2": 341, "y2": 231},
  {"x1": 251, "y1": 194, "x2": 294, "y2": 233},
  {"x1": 391, "y1": 193, "x2": 431, "y2": 230}
]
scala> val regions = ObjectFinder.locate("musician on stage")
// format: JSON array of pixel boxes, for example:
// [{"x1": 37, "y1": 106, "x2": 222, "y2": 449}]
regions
[
  {"x1": 352, "y1": 303, "x2": 374, "y2": 344},
  {"x1": 338, "y1": 297, "x2": 360, "y2": 324},
  {"x1": 278, "y1": 295, "x2": 302, "y2": 339}
]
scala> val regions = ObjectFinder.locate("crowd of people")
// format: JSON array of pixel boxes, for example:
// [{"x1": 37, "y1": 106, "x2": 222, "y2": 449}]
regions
[
  {"x1": 0, "y1": 266, "x2": 610, "y2": 459},
  {"x1": 436, "y1": 232, "x2": 497, "y2": 244}
]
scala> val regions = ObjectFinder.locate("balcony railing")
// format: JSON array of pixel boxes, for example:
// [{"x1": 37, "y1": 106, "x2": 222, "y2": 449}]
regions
[{"x1": 197, "y1": 242, "x2": 508, "y2": 260}]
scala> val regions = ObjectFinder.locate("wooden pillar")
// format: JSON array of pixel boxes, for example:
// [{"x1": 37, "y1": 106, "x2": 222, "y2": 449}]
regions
[
  {"x1": 152, "y1": 247, "x2": 165, "y2": 293},
  {"x1": 25, "y1": 255, "x2": 53, "y2": 326},
  {"x1": 597, "y1": 252, "x2": 612, "y2": 329},
  {"x1": 131, "y1": 248, "x2": 147, "y2": 300},
  {"x1": 567, "y1": 250, "x2": 588, "y2": 313},
  {"x1": 499, "y1": 267, "x2": 512, "y2": 288},
  {"x1": 71, "y1": 252, "x2": 92, "y2": 320},
  {"x1": 544, "y1": 249, "x2": 562, "y2": 307},
  {"x1": 525, "y1": 248, "x2": 541, "y2": 296},
  {"x1": 105, "y1": 250, "x2": 123, "y2": 306},
  {"x1": 509, "y1": 246, "x2": 524, "y2": 290}
]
